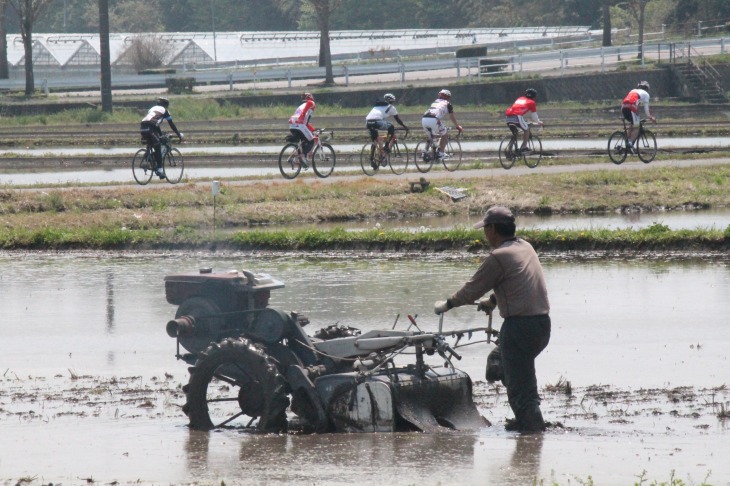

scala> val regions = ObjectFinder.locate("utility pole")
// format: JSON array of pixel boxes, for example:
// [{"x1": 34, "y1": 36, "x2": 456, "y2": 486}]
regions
[
  {"x1": 210, "y1": 0, "x2": 217, "y2": 62},
  {"x1": 99, "y1": 0, "x2": 112, "y2": 112}
]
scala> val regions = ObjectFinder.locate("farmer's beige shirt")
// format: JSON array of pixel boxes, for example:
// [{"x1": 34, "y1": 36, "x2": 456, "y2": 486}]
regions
[{"x1": 449, "y1": 238, "x2": 549, "y2": 317}]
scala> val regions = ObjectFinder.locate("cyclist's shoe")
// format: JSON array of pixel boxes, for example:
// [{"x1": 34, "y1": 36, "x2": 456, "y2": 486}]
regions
[
  {"x1": 421, "y1": 151, "x2": 430, "y2": 161},
  {"x1": 383, "y1": 145, "x2": 391, "y2": 154},
  {"x1": 294, "y1": 154, "x2": 308, "y2": 169},
  {"x1": 436, "y1": 151, "x2": 445, "y2": 159},
  {"x1": 521, "y1": 148, "x2": 532, "y2": 154},
  {"x1": 380, "y1": 156, "x2": 388, "y2": 167},
  {"x1": 155, "y1": 170, "x2": 166, "y2": 179},
  {"x1": 370, "y1": 159, "x2": 378, "y2": 171}
]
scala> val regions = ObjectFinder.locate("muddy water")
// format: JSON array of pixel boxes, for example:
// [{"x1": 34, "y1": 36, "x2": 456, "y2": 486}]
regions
[{"x1": 1, "y1": 253, "x2": 729, "y2": 484}]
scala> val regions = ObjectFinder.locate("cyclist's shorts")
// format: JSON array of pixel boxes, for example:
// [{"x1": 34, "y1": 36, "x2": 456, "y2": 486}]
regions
[
  {"x1": 289, "y1": 123, "x2": 314, "y2": 141},
  {"x1": 366, "y1": 119, "x2": 393, "y2": 140},
  {"x1": 421, "y1": 117, "x2": 446, "y2": 137},
  {"x1": 506, "y1": 115, "x2": 529, "y2": 131},
  {"x1": 140, "y1": 122, "x2": 161, "y2": 144},
  {"x1": 622, "y1": 107, "x2": 639, "y2": 125}
]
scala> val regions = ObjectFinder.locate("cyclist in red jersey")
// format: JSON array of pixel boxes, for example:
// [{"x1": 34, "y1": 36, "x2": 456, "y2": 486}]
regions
[
  {"x1": 622, "y1": 81, "x2": 656, "y2": 151},
  {"x1": 289, "y1": 92, "x2": 316, "y2": 162},
  {"x1": 505, "y1": 89, "x2": 543, "y2": 154}
]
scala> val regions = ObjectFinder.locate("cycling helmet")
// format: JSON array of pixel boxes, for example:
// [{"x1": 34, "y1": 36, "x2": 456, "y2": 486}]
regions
[
  {"x1": 525, "y1": 88, "x2": 537, "y2": 99},
  {"x1": 384, "y1": 93, "x2": 396, "y2": 103},
  {"x1": 302, "y1": 92, "x2": 314, "y2": 101},
  {"x1": 157, "y1": 97, "x2": 170, "y2": 108},
  {"x1": 438, "y1": 89, "x2": 451, "y2": 99},
  {"x1": 637, "y1": 81, "x2": 650, "y2": 91}
]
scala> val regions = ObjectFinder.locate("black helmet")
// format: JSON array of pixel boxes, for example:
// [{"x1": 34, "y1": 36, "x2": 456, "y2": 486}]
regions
[
  {"x1": 637, "y1": 81, "x2": 650, "y2": 91},
  {"x1": 525, "y1": 88, "x2": 537, "y2": 99},
  {"x1": 157, "y1": 97, "x2": 170, "y2": 108}
]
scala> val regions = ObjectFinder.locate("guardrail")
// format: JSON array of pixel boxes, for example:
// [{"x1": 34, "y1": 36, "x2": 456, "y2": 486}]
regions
[
  {"x1": 475, "y1": 37, "x2": 729, "y2": 79},
  {"x1": 0, "y1": 36, "x2": 728, "y2": 94}
]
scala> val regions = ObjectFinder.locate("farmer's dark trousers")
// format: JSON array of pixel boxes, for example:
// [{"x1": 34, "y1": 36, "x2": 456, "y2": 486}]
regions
[{"x1": 499, "y1": 314, "x2": 551, "y2": 428}]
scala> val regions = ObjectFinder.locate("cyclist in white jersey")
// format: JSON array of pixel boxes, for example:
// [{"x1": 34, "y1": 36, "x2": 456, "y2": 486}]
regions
[
  {"x1": 365, "y1": 93, "x2": 409, "y2": 169},
  {"x1": 421, "y1": 89, "x2": 463, "y2": 159},
  {"x1": 140, "y1": 97, "x2": 184, "y2": 179}
]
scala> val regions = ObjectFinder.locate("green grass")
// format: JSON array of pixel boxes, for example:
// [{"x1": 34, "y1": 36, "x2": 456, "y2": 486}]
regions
[
  {"x1": 1, "y1": 224, "x2": 724, "y2": 251},
  {"x1": 0, "y1": 96, "x2": 710, "y2": 128}
]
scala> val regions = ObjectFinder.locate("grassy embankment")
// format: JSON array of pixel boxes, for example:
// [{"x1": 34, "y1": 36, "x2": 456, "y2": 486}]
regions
[{"x1": 0, "y1": 164, "x2": 727, "y2": 252}]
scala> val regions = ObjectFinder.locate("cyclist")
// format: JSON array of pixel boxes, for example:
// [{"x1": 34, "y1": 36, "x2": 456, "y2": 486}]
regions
[
  {"x1": 421, "y1": 89, "x2": 463, "y2": 159},
  {"x1": 505, "y1": 88, "x2": 543, "y2": 154},
  {"x1": 140, "y1": 97, "x2": 184, "y2": 179},
  {"x1": 289, "y1": 92, "x2": 317, "y2": 164},
  {"x1": 622, "y1": 81, "x2": 656, "y2": 152},
  {"x1": 365, "y1": 93, "x2": 409, "y2": 170}
]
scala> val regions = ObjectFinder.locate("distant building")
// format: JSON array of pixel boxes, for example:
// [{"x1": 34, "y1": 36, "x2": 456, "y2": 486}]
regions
[{"x1": 5, "y1": 26, "x2": 591, "y2": 72}]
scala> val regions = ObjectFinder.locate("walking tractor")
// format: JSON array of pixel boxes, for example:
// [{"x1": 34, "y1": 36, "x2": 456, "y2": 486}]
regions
[{"x1": 164, "y1": 267, "x2": 498, "y2": 433}]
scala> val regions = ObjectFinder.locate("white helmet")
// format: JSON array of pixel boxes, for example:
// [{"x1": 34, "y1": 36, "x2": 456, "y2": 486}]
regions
[
  {"x1": 438, "y1": 89, "x2": 451, "y2": 98},
  {"x1": 637, "y1": 81, "x2": 650, "y2": 91},
  {"x1": 384, "y1": 93, "x2": 396, "y2": 103}
]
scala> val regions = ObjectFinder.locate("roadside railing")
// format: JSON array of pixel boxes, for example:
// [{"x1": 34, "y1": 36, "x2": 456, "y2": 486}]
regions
[{"x1": 1, "y1": 36, "x2": 728, "y2": 93}]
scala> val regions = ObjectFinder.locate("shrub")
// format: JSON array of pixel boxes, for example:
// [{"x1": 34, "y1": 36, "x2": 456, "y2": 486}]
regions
[{"x1": 121, "y1": 35, "x2": 173, "y2": 72}]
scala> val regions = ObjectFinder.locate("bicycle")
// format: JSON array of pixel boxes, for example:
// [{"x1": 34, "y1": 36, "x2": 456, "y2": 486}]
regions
[
  {"x1": 414, "y1": 127, "x2": 463, "y2": 173},
  {"x1": 278, "y1": 128, "x2": 336, "y2": 179},
  {"x1": 607, "y1": 118, "x2": 657, "y2": 164},
  {"x1": 132, "y1": 134, "x2": 184, "y2": 185},
  {"x1": 360, "y1": 129, "x2": 410, "y2": 176},
  {"x1": 498, "y1": 123, "x2": 543, "y2": 170}
]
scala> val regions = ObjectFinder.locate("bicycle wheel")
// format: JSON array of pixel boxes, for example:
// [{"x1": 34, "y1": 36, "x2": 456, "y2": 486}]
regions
[
  {"x1": 607, "y1": 131, "x2": 629, "y2": 165},
  {"x1": 498, "y1": 135, "x2": 517, "y2": 170},
  {"x1": 441, "y1": 138, "x2": 462, "y2": 171},
  {"x1": 278, "y1": 143, "x2": 302, "y2": 179},
  {"x1": 523, "y1": 135, "x2": 542, "y2": 169},
  {"x1": 414, "y1": 141, "x2": 433, "y2": 173},
  {"x1": 163, "y1": 148, "x2": 184, "y2": 184},
  {"x1": 132, "y1": 148, "x2": 154, "y2": 185},
  {"x1": 360, "y1": 142, "x2": 378, "y2": 176},
  {"x1": 312, "y1": 143, "x2": 336, "y2": 178},
  {"x1": 388, "y1": 140, "x2": 409, "y2": 175},
  {"x1": 636, "y1": 129, "x2": 657, "y2": 163}
]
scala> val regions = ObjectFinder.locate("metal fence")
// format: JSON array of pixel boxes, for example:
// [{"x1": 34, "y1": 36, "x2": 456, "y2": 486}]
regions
[{"x1": 1, "y1": 35, "x2": 728, "y2": 94}]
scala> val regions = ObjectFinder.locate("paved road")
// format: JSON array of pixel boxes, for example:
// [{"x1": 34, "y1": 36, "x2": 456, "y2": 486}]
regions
[{"x1": 16, "y1": 155, "x2": 726, "y2": 192}]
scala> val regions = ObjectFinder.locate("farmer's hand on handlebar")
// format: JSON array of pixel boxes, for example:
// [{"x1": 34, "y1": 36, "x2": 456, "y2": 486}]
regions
[
  {"x1": 434, "y1": 300, "x2": 450, "y2": 315},
  {"x1": 177, "y1": 132, "x2": 185, "y2": 141},
  {"x1": 456, "y1": 125, "x2": 463, "y2": 133},
  {"x1": 476, "y1": 294, "x2": 497, "y2": 313}
]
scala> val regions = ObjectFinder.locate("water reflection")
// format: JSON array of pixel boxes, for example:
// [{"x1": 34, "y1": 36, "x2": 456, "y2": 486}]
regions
[
  {"x1": 505, "y1": 434, "x2": 544, "y2": 484},
  {"x1": 185, "y1": 429, "x2": 480, "y2": 484},
  {"x1": 1, "y1": 254, "x2": 727, "y2": 387},
  {"x1": 106, "y1": 271, "x2": 115, "y2": 333}
]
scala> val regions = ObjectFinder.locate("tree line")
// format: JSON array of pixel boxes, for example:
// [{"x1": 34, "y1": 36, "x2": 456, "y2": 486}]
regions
[{"x1": 1, "y1": 0, "x2": 728, "y2": 34}]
